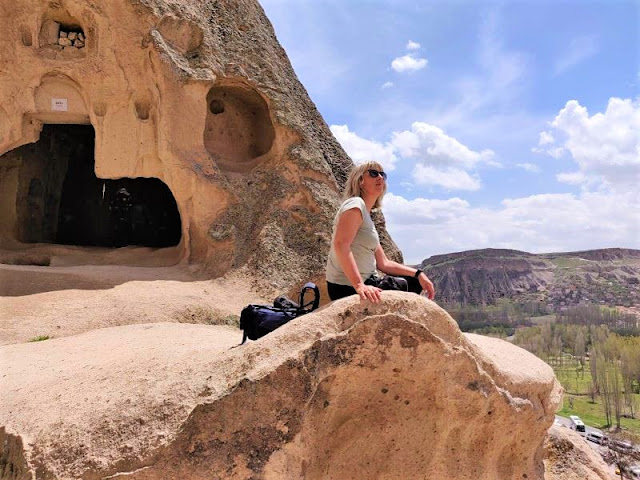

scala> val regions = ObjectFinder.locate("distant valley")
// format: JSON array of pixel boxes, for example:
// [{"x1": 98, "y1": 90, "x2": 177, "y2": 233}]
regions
[{"x1": 419, "y1": 248, "x2": 640, "y2": 316}]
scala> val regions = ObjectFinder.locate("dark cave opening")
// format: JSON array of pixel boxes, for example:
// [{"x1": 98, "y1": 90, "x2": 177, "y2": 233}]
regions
[{"x1": 13, "y1": 124, "x2": 181, "y2": 248}]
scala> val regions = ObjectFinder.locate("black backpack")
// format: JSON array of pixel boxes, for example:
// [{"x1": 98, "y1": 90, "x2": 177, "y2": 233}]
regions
[{"x1": 239, "y1": 282, "x2": 320, "y2": 344}]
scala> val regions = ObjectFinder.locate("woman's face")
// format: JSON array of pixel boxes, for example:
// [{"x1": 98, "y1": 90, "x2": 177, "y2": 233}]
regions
[{"x1": 360, "y1": 168, "x2": 386, "y2": 199}]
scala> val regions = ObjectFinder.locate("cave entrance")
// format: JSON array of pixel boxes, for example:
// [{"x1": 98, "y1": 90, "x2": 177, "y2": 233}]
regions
[{"x1": 13, "y1": 124, "x2": 181, "y2": 248}]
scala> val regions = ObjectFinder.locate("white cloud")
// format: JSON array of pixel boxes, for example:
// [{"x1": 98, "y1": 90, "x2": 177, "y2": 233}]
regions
[
  {"x1": 383, "y1": 191, "x2": 640, "y2": 264},
  {"x1": 391, "y1": 122, "x2": 495, "y2": 169},
  {"x1": 391, "y1": 122, "x2": 494, "y2": 189},
  {"x1": 537, "y1": 97, "x2": 640, "y2": 188},
  {"x1": 331, "y1": 121, "x2": 495, "y2": 191},
  {"x1": 554, "y1": 35, "x2": 600, "y2": 76},
  {"x1": 330, "y1": 124, "x2": 398, "y2": 171},
  {"x1": 538, "y1": 131, "x2": 554, "y2": 145},
  {"x1": 391, "y1": 54, "x2": 428, "y2": 73},
  {"x1": 546, "y1": 146, "x2": 565, "y2": 159},
  {"x1": 381, "y1": 81, "x2": 394, "y2": 89},
  {"x1": 413, "y1": 165, "x2": 481, "y2": 191},
  {"x1": 556, "y1": 171, "x2": 586, "y2": 185},
  {"x1": 383, "y1": 193, "x2": 470, "y2": 225},
  {"x1": 406, "y1": 40, "x2": 421, "y2": 50},
  {"x1": 517, "y1": 163, "x2": 540, "y2": 173}
]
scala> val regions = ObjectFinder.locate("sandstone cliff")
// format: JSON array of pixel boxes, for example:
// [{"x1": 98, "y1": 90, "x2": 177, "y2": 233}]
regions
[
  {"x1": 0, "y1": 0, "x2": 401, "y2": 287},
  {"x1": 419, "y1": 248, "x2": 640, "y2": 310},
  {"x1": 0, "y1": 293, "x2": 562, "y2": 479}
]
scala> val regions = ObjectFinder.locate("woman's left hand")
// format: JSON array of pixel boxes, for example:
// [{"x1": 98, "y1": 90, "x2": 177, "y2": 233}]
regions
[{"x1": 418, "y1": 273, "x2": 435, "y2": 300}]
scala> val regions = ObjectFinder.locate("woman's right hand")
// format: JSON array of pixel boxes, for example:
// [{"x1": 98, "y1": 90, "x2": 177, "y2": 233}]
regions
[{"x1": 355, "y1": 283, "x2": 382, "y2": 303}]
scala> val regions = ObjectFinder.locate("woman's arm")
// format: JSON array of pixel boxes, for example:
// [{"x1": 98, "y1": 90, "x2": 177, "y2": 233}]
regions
[
  {"x1": 375, "y1": 245, "x2": 436, "y2": 299},
  {"x1": 333, "y1": 208, "x2": 382, "y2": 303}
]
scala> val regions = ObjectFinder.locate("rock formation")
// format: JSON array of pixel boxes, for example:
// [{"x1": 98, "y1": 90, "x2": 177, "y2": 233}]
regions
[
  {"x1": 419, "y1": 248, "x2": 640, "y2": 309},
  {"x1": 0, "y1": 293, "x2": 563, "y2": 479},
  {"x1": 544, "y1": 424, "x2": 612, "y2": 480},
  {"x1": 0, "y1": 0, "x2": 400, "y2": 287}
]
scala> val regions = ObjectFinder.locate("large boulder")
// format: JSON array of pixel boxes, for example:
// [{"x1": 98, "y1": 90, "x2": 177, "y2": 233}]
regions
[
  {"x1": 0, "y1": 292, "x2": 563, "y2": 479},
  {"x1": 0, "y1": 0, "x2": 400, "y2": 286}
]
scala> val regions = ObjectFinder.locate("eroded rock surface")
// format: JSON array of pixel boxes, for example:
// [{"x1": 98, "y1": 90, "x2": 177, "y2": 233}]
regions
[
  {"x1": 0, "y1": 293, "x2": 562, "y2": 479},
  {"x1": 419, "y1": 248, "x2": 640, "y2": 309},
  {"x1": 0, "y1": 0, "x2": 402, "y2": 287},
  {"x1": 544, "y1": 424, "x2": 613, "y2": 480}
]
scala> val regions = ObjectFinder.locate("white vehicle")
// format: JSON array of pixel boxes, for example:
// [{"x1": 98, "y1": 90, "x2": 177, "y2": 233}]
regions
[
  {"x1": 586, "y1": 431, "x2": 605, "y2": 444},
  {"x1": 569, "y1": 415, "x2": 586, "y2": 435}
]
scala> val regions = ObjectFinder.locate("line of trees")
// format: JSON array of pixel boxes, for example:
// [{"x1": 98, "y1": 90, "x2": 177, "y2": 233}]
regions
[
  {"x1": 591, "y1": 334, "x2": 640, "y2": 426},
  {"x1": 513, "y1": 323, "x2": 640, "y2": 428},
  {"x1": 447, "y1": 301, "x2": 639, "y2": 337},
  {"x1": 443, "y1": 300, "x2": 549, "y2": 333},
  {"x1": 557, "y1": 304, "x2": 640, "y2": 336}
]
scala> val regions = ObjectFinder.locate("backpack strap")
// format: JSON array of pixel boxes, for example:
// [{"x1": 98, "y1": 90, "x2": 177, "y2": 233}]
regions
[{"x1": 298, "y1": 282, "x2": 320, "y2": 313}]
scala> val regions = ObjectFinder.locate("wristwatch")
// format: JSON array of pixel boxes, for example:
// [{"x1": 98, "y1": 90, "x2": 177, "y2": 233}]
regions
[{"x1": 414, "y1": 268, "x2": 423, "y2": 278}]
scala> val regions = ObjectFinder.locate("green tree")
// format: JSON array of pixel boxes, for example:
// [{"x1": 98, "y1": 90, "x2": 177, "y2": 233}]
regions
[
  {"x1": 574, "y1": 328, "x2": 586, "y2": 370},
  {"x1": 620, "y1": 338, "x2": 640, "y2": 418}
]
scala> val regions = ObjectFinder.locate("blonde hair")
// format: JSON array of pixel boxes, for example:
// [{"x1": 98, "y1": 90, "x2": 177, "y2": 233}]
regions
[{"x1": 343, "y1": 161, "x2": 387, "y2": 209}]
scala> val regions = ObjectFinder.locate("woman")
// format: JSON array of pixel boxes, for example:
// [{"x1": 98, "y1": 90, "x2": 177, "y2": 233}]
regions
[{"x1": 326, "y1": 161, "x2": 436, "y2": 303}]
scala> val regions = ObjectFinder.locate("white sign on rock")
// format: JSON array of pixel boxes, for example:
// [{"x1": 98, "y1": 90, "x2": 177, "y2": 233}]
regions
[{"x1": 51, "y1": 98, "x2": 68, "y2": 111}]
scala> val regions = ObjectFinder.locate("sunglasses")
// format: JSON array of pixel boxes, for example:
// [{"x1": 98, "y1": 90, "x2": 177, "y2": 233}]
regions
[{"x1": 367, "y1": 169, "x2": 387, "y2": 180}]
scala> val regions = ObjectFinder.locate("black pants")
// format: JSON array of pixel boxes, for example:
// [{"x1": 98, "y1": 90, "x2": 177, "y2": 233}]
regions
[{"x1": 327, "y1": 275, "x2": 422, "y2": 301}]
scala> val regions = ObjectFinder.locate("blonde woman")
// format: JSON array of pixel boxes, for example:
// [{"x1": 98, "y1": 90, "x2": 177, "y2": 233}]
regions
[{"x1": 326, "y1": 161, "x2": 436, "y2": 302}]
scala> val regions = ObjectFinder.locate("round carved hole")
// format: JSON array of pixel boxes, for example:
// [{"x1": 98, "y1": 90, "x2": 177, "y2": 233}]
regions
[
  {"x1": 209, "y1": 99, "x2": 225, "y2": 115},
  {"x1": 203, "y1": 85, "x2": 275, "y2": 171}
]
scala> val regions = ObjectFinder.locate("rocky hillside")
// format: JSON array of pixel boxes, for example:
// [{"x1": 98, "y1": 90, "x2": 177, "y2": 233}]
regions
[{"x1": 419, "y1": 248, "x2": 640, "y2": 311}]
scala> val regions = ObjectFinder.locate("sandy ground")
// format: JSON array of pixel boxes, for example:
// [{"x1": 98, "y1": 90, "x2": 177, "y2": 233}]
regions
[{"x1": 0, "y1": 245, "x2": 272, "y2": 346}]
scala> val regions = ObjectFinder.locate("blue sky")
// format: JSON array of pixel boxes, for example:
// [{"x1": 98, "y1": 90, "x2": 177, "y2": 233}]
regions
[{"x1": 260, "y1": 0, "x2": 639, "y2": 263}]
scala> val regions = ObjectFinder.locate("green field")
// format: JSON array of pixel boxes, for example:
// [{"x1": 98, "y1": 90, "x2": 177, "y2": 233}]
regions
[
  {"x1": 551, "y1": 358, "x2": 640, "y2": 439},
  {"x1": 558, "y1": 394, "x2": 640, "y2": 439},
  {"x1": 554, "y1": 364, "x2": 593, "y2": 394}
]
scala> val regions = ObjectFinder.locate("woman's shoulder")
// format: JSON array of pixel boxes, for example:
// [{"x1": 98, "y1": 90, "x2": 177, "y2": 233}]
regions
[{"x1": 340, "y1": 196, "x2": 366, "y2": 211}]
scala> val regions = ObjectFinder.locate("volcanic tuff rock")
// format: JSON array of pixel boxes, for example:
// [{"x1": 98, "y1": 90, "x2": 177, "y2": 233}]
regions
[
  {"x1": 419, "y1": 248, "x2": 640, "y2": 309},
  {"x1": 0, "y1": 0, "x2": 400, "y2": 288},
  {"x1": 0, "y1": 292, "x2": 562, "y2": 480},
  {"x1": 544, "y1": 424, "x2": 612, "y2": 480}
]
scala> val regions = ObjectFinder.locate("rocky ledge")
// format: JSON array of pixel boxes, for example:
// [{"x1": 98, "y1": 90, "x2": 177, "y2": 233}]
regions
[{"x1": 1, "y1": 293, "x2": 563, "y2": 479}]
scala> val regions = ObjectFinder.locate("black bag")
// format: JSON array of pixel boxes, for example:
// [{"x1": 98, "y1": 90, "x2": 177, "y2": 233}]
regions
[
  {"x1": 365, "y1": 274, "x2": 422, "y2": 294},
  {"x1": 239, "y1": 282, "x2": 320, "y2": 343},
  {"x1": 365, "y1": 274, "x2": 409, "y2": 291}
]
